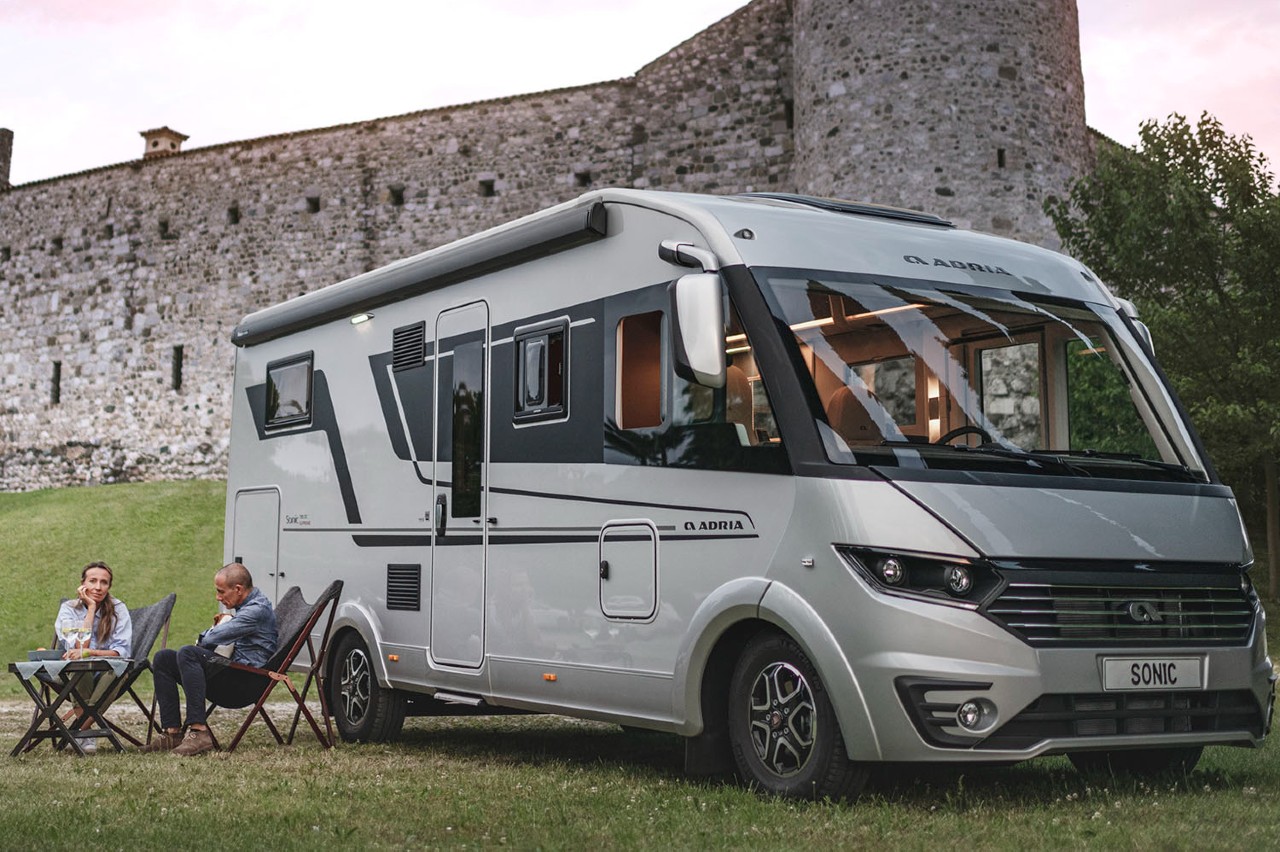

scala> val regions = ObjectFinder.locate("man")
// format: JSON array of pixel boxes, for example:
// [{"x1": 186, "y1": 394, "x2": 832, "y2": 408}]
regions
[{"x1": 141, "y1": 562, "x2": 278, "y2": 755}]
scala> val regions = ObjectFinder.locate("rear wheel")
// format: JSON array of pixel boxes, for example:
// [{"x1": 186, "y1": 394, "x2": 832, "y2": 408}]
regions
[
  {"x1": 330, "y1": 631, "x2": 406, "y2": 743},
  {"x1": 1069, "y1": 746, "x2": 1203, "y2": 777},
  {"x1": 727, "y1": 632, "x2": 868, "y2": 801}
]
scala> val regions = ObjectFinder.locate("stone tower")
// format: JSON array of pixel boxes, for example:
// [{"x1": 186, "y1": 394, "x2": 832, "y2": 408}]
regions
[
  {"x1": 791, "y1": 0, "x2": 1092, "y2": 244},
  {"x1": 0, "y1": 127, "x2": 13, "y2": 190}
]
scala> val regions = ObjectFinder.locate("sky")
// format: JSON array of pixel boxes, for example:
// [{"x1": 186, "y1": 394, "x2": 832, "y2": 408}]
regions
[{"x1": 2, "y1": 0, "x2": 1278, "y2": 187}]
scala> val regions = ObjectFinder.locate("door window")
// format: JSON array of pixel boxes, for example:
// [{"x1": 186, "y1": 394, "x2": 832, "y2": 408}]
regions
[{"x1": 451, "y1": 337, "x2": 484, "y2": 518}]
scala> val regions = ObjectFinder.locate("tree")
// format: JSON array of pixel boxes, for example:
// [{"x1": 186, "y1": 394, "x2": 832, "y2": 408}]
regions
[{"x1": 1047, "y1": 113, "x2": 1280, "y2": 599}]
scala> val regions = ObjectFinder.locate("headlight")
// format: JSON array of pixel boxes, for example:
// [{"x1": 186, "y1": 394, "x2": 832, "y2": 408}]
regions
[
  {"x1": 1242, "y1": 566, "x2": 1259, "y2": 606},
  {"x1": 837, "y1": 546, "x2": 1003, "y2": 608}
]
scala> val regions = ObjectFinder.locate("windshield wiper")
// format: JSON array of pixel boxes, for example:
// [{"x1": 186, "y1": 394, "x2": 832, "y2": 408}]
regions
[
  {"x1": 1043, "y1": 449, "x2": 1202, "y2": 482},
  {"x1": 883, "y1": 440, "x2": 1091, "y2": 477}
]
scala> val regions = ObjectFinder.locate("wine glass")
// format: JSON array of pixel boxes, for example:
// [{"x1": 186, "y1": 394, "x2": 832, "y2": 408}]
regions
[
  {"x1": 60, "y1": 624, "x2": 81, "y2": 656},
  {"x1": 73, "y1": 627, "x2": 91, "y2": 658}
]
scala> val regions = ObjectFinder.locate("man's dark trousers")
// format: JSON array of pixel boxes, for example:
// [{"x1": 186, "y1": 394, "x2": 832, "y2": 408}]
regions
[{"x1": 153, "y1": 645, "x2": 269, "y2": 729}]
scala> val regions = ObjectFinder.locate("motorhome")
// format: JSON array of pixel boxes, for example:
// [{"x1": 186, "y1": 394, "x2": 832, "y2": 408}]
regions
[{"x1": 226, "y1": 189, "x2": 1274, "y2": 799}]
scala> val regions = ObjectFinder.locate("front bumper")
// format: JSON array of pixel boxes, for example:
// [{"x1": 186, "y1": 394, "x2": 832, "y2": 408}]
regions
[{"x1": 843, "y1": 598, "x2": 1273, "y2": 762}]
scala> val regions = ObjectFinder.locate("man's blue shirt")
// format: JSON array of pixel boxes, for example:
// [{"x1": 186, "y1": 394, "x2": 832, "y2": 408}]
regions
[{"x1": 197, "y1": 587, "x2": 278, "y2": 668}]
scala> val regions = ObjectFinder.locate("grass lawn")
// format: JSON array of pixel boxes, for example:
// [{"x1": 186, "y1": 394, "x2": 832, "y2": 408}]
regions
[{"x1": 0, "y1": 481, "x2": 1275, "y2": 849}]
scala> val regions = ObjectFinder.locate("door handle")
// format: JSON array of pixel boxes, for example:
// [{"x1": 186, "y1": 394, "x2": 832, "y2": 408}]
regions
[{"x1": 435, "y1": 494, "x2": 448, "y2": 538}]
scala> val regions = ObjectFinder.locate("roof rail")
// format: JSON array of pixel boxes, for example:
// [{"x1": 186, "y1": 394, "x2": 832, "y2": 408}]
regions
[{"x1": 737, "y1": 192, "x2": 953, "y2": 227}]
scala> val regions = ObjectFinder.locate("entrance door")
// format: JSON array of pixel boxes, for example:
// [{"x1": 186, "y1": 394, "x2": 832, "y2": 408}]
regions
[
  {"x1": 430, "y1": 301, "x2": 489, "y2": 668},
  {"x1": 231, "y1": 488, "x2": 281, "y2": 599}
]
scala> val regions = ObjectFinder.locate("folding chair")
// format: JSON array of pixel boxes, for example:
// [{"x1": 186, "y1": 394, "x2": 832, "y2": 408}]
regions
[
  {"x1": 207, "y1": 580, "x2": 342, "y2": 752},
  {"x1": 99, "y1": 593, "x2": 177, "y2": 747}
]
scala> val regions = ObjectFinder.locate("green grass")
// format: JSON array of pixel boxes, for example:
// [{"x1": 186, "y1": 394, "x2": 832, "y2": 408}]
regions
[
  {"x1": 0, "y1": 480, "x2": 225, "y2": 698},
  {"x1": 0, "y1": 480, "x2": 1276, "y2": 849},
  {"x1": 0, "y1": 710, "x2": 1276, "y2": 850}
]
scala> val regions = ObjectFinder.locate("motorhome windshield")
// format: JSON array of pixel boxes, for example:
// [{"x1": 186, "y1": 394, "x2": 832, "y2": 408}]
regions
[{"x1": 755, "y1": 268, "x2": 1208, "y2": 482}]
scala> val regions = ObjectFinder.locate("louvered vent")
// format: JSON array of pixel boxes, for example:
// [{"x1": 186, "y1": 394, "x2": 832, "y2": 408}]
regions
[
  {"x1": 392, "y1": 322, "x2": 426, "y2": 372},
  {"x1": 387, "y1": 563, "x2": 421, "y2": 611}
]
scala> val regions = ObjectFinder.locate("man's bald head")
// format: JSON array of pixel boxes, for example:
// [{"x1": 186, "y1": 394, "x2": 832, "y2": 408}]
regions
[{"x1": 217, "y1": 562, "x2": 253, "y2": 589}]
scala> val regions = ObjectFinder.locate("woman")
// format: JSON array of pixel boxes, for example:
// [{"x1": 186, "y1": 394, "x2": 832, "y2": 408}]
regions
[{"x1": 55, "y1": 561, "x2": 131, "y2": 660}]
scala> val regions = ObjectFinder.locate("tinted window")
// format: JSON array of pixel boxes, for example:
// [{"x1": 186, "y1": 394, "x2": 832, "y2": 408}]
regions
[
  {"x1": 265, "y1": 354, "x2": 312, "y2": 427},
  {"x1": 515, "y1": 321, "x2": 568, "y2": 423},
  {"x1": 451, "y1": 339, "x2": 484, "y2": 518}
]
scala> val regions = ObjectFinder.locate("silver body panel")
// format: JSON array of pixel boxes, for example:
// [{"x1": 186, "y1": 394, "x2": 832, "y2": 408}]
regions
[{"x1": 226, "y1": 189, "x2": 1273, "y2": 763}]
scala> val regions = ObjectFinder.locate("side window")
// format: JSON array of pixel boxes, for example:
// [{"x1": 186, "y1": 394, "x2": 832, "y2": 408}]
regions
[
  {"x1": 514, "y1": 320, "x2": 568, "y2": 424},
  {"x1": 707, "y1": 301, "x2": 782, "y2": 446},
  {"x1": 606, "y1": 285, "x2": 787, "y2": 474},
  {"x1": 616, "y1": 310, "x2": 665, "y2": 429},
  {"x1": 265, "y1": 353, "x2": 313, "y2": 428}
]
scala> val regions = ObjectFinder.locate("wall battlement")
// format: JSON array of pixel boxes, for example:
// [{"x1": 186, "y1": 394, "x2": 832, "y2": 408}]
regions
[{"x1": 0, "y1": 0, "x2": 1090, "y2": 491}]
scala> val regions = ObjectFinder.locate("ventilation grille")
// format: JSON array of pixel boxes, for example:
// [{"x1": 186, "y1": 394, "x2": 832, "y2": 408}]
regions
[
  {"x1": 386, "y1": 563, "x2": 421, "y2": 611},
  {"x1": 392, "y1": 322, "x2": 426, "y2": 372},
  {"x1": 986, "y1": 583, "x2": 1254, "y2": 647}
]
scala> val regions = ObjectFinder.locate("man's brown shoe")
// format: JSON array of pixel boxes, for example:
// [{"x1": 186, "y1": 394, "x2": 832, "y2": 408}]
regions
[
  {"x1": 171, "y1": 727, "x2": 215, "y2": 756},
  {"x1": 137, "y1": 730, "x2": 183, "y2": 753}
]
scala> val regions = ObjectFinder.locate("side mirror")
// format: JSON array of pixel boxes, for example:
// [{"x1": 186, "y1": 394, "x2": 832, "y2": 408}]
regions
[
  {"x1": 669, "y1": 272, "x2": 725, "y2": 388},
  {"x1": 1132, "y1": 319, "x2": 1155, "y2": 354},
  {"x1": 1117, "y1": 298, "x2": 1155, "y2": 354}
]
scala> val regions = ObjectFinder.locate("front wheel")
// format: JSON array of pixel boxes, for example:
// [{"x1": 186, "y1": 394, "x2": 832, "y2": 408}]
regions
[
  {"x1": 727, "y1": 632, "x2": 868, "y2": 801},
  {"x1": 1069, "y1": 746, "x2": 1203, "y2": 777},
  {"x1": 330, "y1": 631, "x2": 406, "y2": 743}
]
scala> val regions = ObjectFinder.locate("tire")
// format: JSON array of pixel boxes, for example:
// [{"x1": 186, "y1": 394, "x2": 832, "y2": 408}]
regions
[
  {"x1": 1068, "y1": 746, "x2": 1203, "y2": 777},
  {"x1": 727, "y1": 631, "x2": 868, "y2": 801},
  {"x1": 330, "y1": 631, "x2": 406, "y2": 743}
]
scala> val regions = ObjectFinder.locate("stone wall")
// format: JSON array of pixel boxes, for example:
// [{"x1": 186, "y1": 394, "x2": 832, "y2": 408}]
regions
[
  {"x1": 792, "y1": 0, "x2": 1091, "y2": 243},
  {"x1": 0, "y1": 0, "x2": 1091, "y2": 491}
]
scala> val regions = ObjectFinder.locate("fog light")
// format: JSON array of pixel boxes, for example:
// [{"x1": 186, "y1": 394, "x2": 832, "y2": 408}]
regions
[
  {"x1": 957, "y1": 701, "x2": 982, "y2": 730},
  {"x1": 945, "y1": 565, "x2": 973, "y2": 595},
  {"x1": 880, "y1": 557, "x2": 906, "y2": 586}
]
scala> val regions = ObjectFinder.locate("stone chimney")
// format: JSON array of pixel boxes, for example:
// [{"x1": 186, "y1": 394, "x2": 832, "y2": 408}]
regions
[
  {"x1": 140, "y1": 126, "x2": 189, "y2": 160},
  {"x1": 0, "y1": 128, "x2": 13, "y2": 189}
]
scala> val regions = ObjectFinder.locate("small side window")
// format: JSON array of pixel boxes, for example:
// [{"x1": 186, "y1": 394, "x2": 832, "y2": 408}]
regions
[
  {"x1": 266, "y1": 353, "x2": 313, "y2": 428},
  {"x1": 514, "y1": 320, "x2": 568, "y2": 424},
  {"x1": 616, "y1": 311, "x2": 664, "y2": 429}
]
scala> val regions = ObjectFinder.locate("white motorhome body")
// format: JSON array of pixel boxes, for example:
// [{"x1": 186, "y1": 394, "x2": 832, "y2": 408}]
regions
[{"x1": 227, "y1": 189, "x2": 1273, "y2": 798}]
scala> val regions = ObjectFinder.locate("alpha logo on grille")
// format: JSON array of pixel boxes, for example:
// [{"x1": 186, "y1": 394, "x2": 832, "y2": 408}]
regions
[{"x1": 1126, "y1": 601, "x2": 1164, "y2": 624}]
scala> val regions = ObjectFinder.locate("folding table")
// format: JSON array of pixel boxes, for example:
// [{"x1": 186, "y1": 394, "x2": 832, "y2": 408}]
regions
[{"x1": 9, "y1": 658, "x2": 130, "y2": 756}]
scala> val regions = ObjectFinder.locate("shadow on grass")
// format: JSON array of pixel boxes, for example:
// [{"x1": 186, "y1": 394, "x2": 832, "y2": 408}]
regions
[
  {"x1": 397, "y1": 717, "x2": 688, "y2": 780},
  {"x1": 389, "y1": 714, "x2": 1270, "y2": 807}
]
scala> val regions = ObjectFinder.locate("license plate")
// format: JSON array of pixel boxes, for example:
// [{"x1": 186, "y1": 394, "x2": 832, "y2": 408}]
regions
[{"x1": 1103, "y1": 657, "x2": 1202, "y2": 691}]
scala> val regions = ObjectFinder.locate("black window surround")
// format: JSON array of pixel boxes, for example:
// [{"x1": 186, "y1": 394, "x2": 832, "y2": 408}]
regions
[{"x1": 513, "y1": 318, "x2": 570, "y2": 425}]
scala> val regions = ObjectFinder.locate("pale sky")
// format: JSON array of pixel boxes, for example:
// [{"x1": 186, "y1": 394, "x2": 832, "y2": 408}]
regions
[{"x1": 2, "y1": 0, "x2": 1277, "y2": 187}]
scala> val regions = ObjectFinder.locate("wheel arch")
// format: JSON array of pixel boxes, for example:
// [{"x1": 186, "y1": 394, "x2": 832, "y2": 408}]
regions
[
  {"x1": 327, "y1": 600, "x2": 390, "y2": 687},
  {"x1": 757, "y1": 581, "x2": 882, "y2": 761}
]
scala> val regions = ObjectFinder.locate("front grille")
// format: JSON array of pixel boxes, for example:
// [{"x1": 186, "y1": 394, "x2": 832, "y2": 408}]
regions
[
  {"x1": 977, "y1": 690, "x2": 1264, "y2": 750},
  {"x1": 986, "y1": 582, "x2": 1254, "y2": 647}
]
